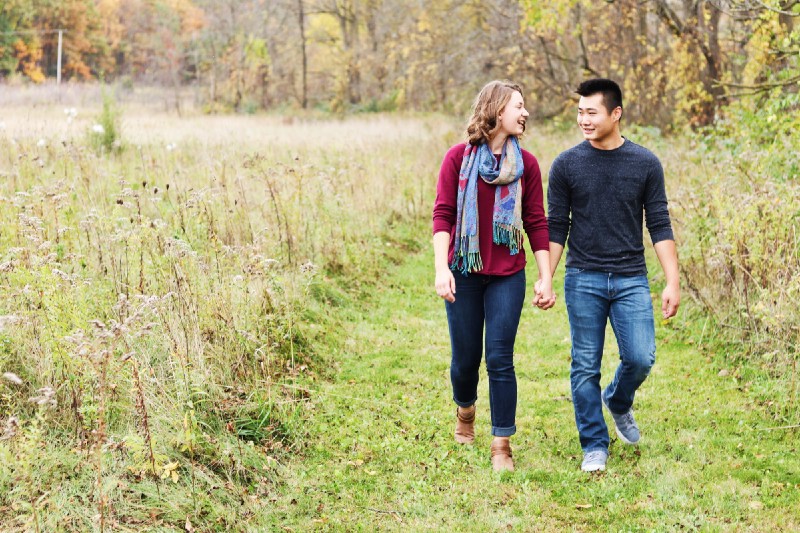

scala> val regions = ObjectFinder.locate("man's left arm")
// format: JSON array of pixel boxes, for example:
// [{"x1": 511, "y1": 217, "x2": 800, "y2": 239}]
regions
[
  {"x1": 653, "y1": 239, "x2": 680, "y2": 319},
  {"x1": 644, "y1": 159, "x2": 680, "y2": 319}
]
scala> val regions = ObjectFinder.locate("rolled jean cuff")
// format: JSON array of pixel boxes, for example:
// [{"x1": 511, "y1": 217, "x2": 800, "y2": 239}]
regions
[
  {"x1": 453, "y1": 396, "x2": 477, "y2": 408},
  {"x1": 492, "y1": 424, "x2": 516, "y2": 437}
]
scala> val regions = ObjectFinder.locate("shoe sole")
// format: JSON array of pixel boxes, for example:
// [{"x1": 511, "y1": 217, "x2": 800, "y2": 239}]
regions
[
  {"x1": 581, "y1": 464, "x2": 606, "y2": 472},
  {"x1": 613, "y1": 426, "x2": 639, "y2": 446},
  {"x1": 602, "y1": 395, "x2": 640, "y2": 446}
]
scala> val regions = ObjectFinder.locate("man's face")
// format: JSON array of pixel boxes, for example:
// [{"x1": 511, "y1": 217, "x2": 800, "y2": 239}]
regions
[{"x1": 577, "y1": 93, "x2": 620, "y2": 143}]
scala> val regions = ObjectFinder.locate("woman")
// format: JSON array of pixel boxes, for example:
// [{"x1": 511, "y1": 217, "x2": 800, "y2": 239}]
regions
[{"x1": 432, "y1": 80, "x2": 555, "y2": 472}]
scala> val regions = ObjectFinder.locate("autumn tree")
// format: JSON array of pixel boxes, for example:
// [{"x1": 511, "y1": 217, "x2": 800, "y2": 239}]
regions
[
  {"x1": 0, "y1": 0, "x2": 44, "y2": 81},
  {"x1": 0, "y1": 0, "x2": 796, "y2": 125},
  {"x1": 32, "y1": 0, "x2": 109, "y2": 80}
]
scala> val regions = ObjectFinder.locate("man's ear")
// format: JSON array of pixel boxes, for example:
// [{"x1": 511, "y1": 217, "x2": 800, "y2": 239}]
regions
[{"x1": 613, "y1": 107, "x2": 623, "y2": 122}]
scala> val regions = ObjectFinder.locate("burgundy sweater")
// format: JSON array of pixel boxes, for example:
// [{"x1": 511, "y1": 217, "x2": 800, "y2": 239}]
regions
[{"x1": 432, "y1": 143, "x2": 549, "y2": 276}]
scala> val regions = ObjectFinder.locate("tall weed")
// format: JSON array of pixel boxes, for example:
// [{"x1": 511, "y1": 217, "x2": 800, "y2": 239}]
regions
[
  {"x1": 88, "y1": 89, "x2": 123, "y2": 153},
  {"x1": 671, "y1": 92, "x2": 800, "y2": 420},
  {"x1": 0, "y1": 115, "x2": 446, "y2": 529}
]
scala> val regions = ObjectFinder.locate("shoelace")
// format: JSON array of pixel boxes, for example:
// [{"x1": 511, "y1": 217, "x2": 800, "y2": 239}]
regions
[
  {"x1": 585, "y1": 451, "x2": 605, "y2": 462},
  {"x1": 618, "y1": 411, "x2": 636, "y2": 427}
]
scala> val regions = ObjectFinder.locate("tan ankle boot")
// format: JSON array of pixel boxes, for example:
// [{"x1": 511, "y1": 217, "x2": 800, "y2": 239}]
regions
[
  {"x1": 490, "y1": 439, "x2": 514, "y2": 472},
  {"x1": 454, "y1": 405, "x2": 476, "y2": 444}
]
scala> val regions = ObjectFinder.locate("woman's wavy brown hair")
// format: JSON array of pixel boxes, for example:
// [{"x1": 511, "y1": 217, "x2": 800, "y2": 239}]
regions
[{"x1": 466, "y1": 80, "x2": 525, "y2": 146}]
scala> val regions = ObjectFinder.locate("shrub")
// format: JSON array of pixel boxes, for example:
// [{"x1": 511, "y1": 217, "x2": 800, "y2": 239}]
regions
[
  {"x1": 671, "y1": 89, "x2": 800, "y2": 419},
  {"x1": 88, "y1": 89, "x2": 122, "y2": 153}
]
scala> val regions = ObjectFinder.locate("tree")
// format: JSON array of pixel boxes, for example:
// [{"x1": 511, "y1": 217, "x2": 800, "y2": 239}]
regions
[
  {"x1": 32, "y1": 0, "x2": 109, "y2": 80},
  {"x1": 0, "y1": 0, "x2": 45, "y2": 81}
]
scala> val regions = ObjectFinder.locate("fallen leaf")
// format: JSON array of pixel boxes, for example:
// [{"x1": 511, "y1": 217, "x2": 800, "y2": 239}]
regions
[{"x1": 575, "y1": 503, "x2": 592, "y2": 509}]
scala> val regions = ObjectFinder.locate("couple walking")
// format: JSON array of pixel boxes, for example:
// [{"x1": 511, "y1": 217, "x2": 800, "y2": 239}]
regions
[{"x1": 432, "y1": 79, "x2": 680, "y2": 472}]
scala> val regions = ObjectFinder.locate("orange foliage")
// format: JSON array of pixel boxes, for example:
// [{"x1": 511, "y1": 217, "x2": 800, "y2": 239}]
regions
[
  {"x1": 168, "y1": 0, "x2": 206, "y2": 34},
  {"x1": 13, "y1": 39, "x2": 45, "y2": 83}
]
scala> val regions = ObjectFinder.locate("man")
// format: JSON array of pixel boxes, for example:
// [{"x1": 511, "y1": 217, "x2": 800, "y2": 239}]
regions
[{"x1": 536, "y1": 78, "x2": 680, "y2": 472}]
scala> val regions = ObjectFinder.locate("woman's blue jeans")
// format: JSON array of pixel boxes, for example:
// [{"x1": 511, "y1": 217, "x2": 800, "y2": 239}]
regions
[
  {"x1": 444, "y1": 269, "x2": 525, "y2": 437},
  {"x1": 564, "y1": 267, "x2": 656, "y2": 453}
]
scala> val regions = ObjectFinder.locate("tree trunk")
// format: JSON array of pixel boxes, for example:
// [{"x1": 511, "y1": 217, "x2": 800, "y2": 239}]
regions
[
  {"x1": 297, "y1": 0, "x2": 307, "y2": 109},
  {"x1": 652, "y1": 0, "x2": 723, "y2": 125}
]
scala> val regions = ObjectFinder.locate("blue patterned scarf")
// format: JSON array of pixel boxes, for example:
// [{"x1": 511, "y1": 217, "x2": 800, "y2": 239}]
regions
[{"x1": 450, "y1": 137, "x2": 524, "y2": 275}]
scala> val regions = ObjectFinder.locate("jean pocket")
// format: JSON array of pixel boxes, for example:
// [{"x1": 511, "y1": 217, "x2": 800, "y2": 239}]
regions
[{"x1": 565, "y1": 267, "x2": 585, "y2": 275}]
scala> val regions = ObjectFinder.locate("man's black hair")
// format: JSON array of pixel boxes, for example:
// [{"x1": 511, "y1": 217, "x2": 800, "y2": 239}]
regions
[{"x1": 576, "y1": 78, "x2": 623, "y2": 114}]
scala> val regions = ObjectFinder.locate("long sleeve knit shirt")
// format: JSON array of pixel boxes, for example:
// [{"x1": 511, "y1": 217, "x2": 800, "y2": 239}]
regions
[
  {"x1": 433, "y1": 143, "x2": 550, "y2": 276},
  {"x1": 547, "y1": 139, "x2": 674, "y2": 275}
]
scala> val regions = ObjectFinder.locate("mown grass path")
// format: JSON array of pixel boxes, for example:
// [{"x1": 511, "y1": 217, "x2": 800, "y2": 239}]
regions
[{"x1": 270, "y1": 237, "x2": 800, "y2": 531}]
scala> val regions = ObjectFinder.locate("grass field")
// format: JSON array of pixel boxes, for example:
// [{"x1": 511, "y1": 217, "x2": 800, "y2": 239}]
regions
[
  {"x1": 0, "y1": 95, "x2": 798, "y2": 531},
  {"x1": 269, "y1": 239, "x2": 800, "y2": 531}
]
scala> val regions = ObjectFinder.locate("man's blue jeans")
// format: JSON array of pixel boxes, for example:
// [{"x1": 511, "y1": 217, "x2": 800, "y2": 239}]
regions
[
  {"x1": 445, "y1": 269, "x2": 525, "y2": 437},
  {"x1": 564, "y1": 267, "x2": 656, "y2": 453}
]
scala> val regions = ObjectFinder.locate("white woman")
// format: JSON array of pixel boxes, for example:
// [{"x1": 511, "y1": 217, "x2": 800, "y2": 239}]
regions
[{"x1": 432, "y1": 80, "x2": 555, "y2": 471}]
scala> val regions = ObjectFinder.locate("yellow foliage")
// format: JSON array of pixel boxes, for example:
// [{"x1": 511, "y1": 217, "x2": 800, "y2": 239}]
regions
[
  {"x1": 97, "y1": 0, "x2": 125, "y2": 49},
  {"x1": 666, "y1": 39, "x2": 712, "y2": 127},
  {"x1": 521, "y1": 0, "x2": 581, "y2": 36},
  {"x1": 160, "y1": 461, "x2": 180, "y2": 483},
  {"x1": 741, "y1": 15, "x2": 783, "y2": 87},
  {"x1": 166, "y1": 0, "x2": 207, "y2": 34},
  {"x1": 306, "y1": 12, "x2": 340, "y2": 44},
  {"x1": 417, "y1": 11, "x2": 431, "y2": 33},
  {"x1": 13, "y1": 39, "x2": 45, "y2": 84}
]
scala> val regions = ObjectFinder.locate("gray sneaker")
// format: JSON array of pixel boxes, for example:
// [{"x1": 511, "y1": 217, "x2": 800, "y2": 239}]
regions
[
  {"x1": 602, "y1": 393, "x2": 640, "y2": 445},
  {"x1": 581, "y1": 450, "x2": 608, "y2": 472}
]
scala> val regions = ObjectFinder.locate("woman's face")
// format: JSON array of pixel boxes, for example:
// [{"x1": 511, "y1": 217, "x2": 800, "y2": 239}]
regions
[{"x1": 498, "y1": 91, "x2": 529, "y2": 138}]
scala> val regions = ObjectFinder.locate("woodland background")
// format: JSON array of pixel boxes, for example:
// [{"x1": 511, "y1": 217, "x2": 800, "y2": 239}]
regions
[{"x1": 0, "y1": 0, "x2": 797, "y2": 127}]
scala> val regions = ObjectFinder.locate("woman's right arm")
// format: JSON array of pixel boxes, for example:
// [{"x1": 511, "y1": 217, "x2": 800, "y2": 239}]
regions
[
  {"x1": 432, "y1": 145, "x2": 463, "y2": 303},
  {"x1": 434, "y1": 232, "x2": 456, "y2": 302}
]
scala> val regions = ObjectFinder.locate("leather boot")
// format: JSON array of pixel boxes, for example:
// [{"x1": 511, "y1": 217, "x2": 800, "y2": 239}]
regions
[
  {"x1": 454, "y1": 405, "x2": 476, "y2": 444},
  {"x1": 490, "y1": 438, "x2": 514, "y2": 472}
]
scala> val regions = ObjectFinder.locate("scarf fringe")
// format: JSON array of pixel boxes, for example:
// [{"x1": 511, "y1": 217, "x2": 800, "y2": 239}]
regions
[
  {"x1": 450, "y1": 237, "x2": 484, "y2": 275},
  {"x1": 493, "y1": 224, "x2": 523, "y2": 256}
]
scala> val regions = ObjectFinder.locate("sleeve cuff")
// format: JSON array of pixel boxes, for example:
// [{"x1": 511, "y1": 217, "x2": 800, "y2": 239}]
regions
[
  {"x1": 649, "y1": 231, "x2": 674, "y2": 244},
  {"x1": 527, "y1": 231, "x2": 550, "y2": 253},
  {"x1": 433, "y1": 221, "x2": 453, "y2": 235}
]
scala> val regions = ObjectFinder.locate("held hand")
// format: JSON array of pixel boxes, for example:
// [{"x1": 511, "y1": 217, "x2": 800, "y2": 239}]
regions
[
  {"x1": 662, "y1": 284, "x2": 680, "y2": 319},
  {"x1": 435, "y1": 268, "x2": 456, "y2": 303},
  {"x1": 531, "y1": 279, "x2": 542, "y2": 307},
  {"x1": 533, "y1": 278, "x2": 557, "y2": 310}
]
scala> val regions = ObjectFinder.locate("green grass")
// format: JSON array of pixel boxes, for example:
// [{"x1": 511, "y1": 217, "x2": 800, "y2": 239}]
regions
[
  {"x1": 268, "y1": 238, "x2": 800, "y2": 531},
  {"x1": 0, "y1": 108, "x2": 797, "y2": 531}
]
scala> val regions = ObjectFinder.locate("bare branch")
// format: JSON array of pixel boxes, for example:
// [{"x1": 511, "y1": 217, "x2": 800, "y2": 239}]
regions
[
  {"x1": 652, "y1": 0, "x2": 686, "y2": 36},
  {"x1": 722, "y1": 74, "x2": 800, "y2": 91},
  {"x1": 753, "y1": 0, "x2": 800, "y2": 16}
]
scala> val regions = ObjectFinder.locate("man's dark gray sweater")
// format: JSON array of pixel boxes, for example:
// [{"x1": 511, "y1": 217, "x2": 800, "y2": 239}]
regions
[{"x1": 547, "y1": 139, "x2": 674, "y2": 275}]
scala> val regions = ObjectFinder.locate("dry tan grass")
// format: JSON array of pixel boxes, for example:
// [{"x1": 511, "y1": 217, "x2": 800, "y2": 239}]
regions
[{"x1": 0, "y1": 82, "x2": 456, "y2": 150}]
